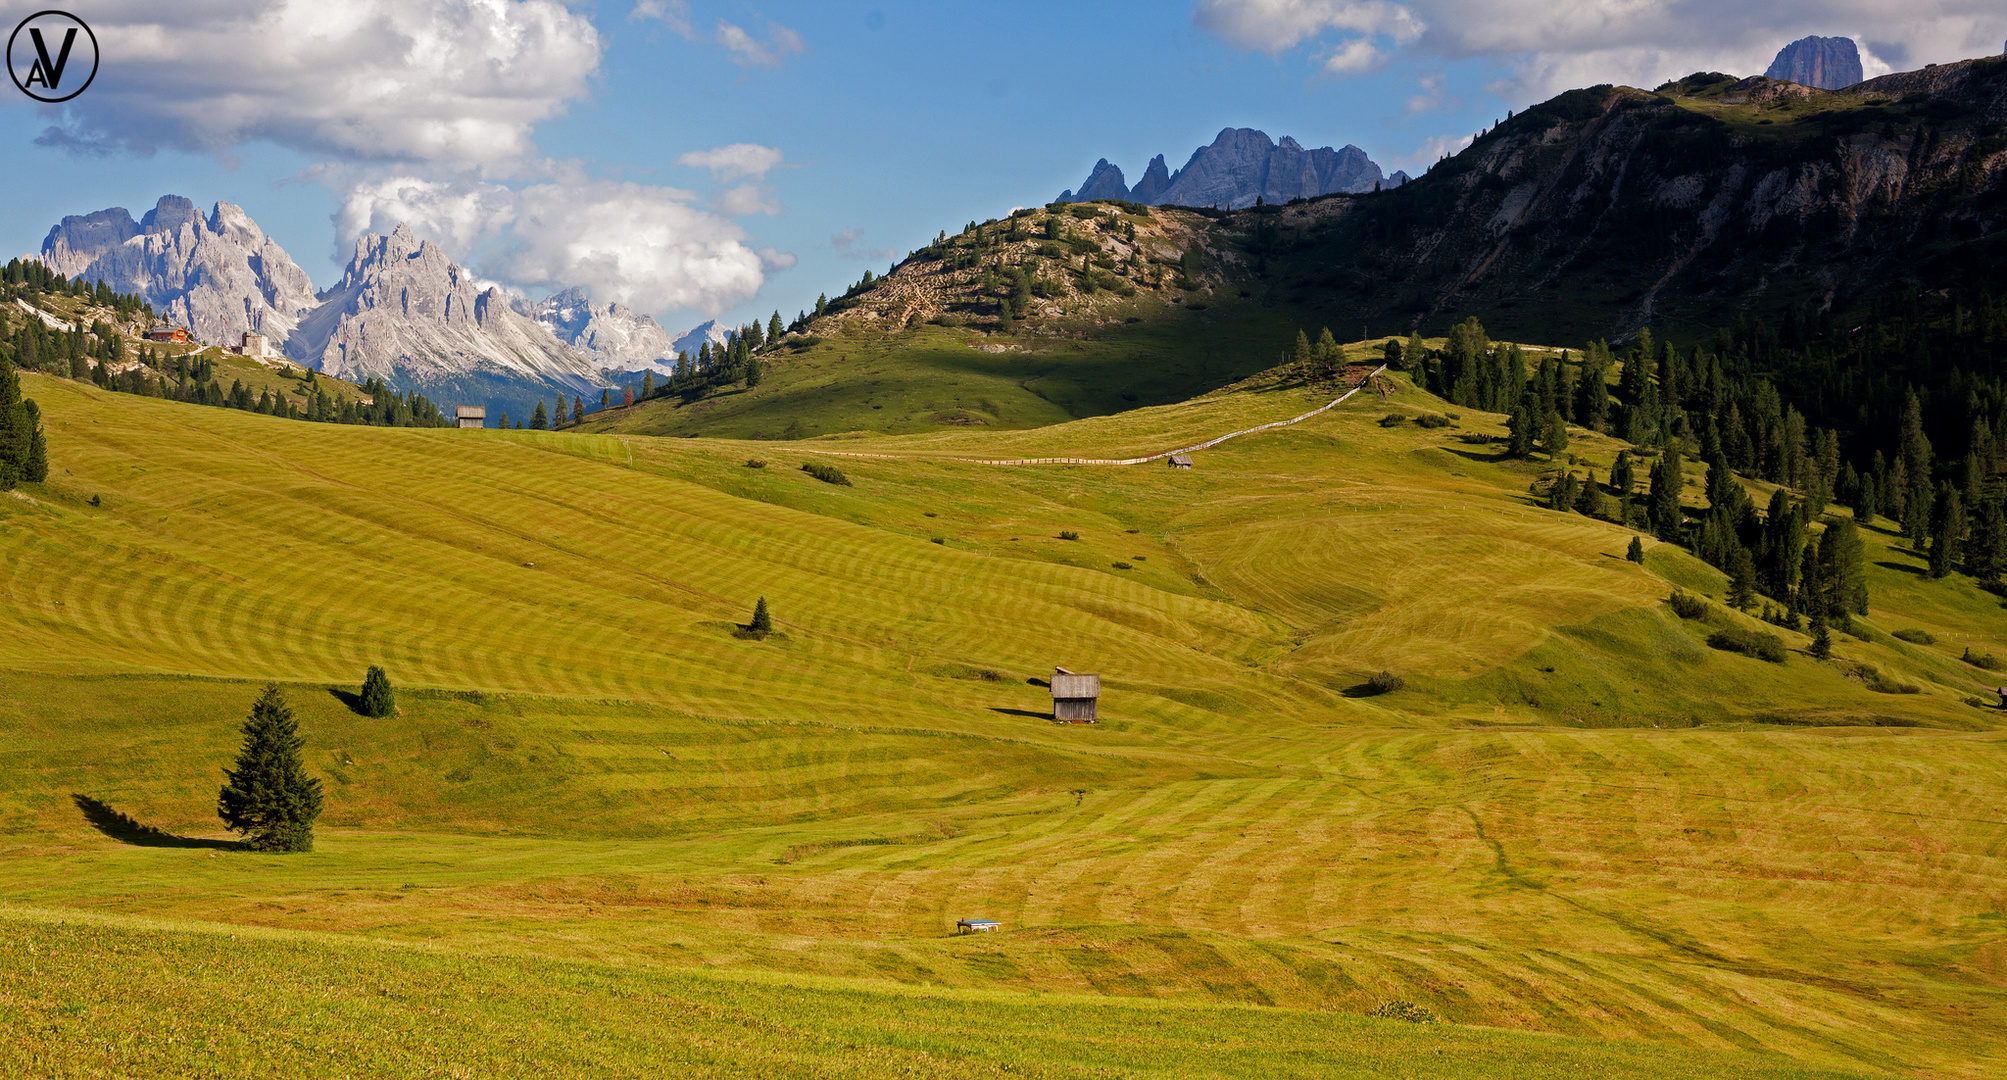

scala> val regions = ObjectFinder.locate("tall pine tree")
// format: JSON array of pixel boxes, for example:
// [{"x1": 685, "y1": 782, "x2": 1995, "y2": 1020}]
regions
[{"x1": 217, "y1": 685, "x2": 323, "y2": 852}]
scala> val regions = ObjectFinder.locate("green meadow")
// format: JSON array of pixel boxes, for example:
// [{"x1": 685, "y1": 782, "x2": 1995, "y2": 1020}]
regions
[{"x1": 4, "y1": 359, "x2": 2005, "y2": 1077}]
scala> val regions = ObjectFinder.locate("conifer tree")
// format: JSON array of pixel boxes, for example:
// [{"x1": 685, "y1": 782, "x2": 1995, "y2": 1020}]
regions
[
  {"x1": 572, "y1": 397, "x2": 584, "y2": 425},
  {"x1": 1818, "y1": 517, "x2": 1869, "y2": 617},
  {"x1": 1929, "y1": 482, "x2": 1963, "y2": 579},
  {"x1": 601, "y1": 389, "x2": 611, "y2": 410},
  {"x1": 746, "y1": 356, "x2": 763, "y2": 387},
  {"x1": 1853, "y1": 474, "x2": 1877, "y2": 524},
  {"x1": 1968, "y1": 496, "x2": 2006, "y2": 583},
  {"x1": 1648, "y1": 448, "x2": 1684, "y2": 543},
  {"x1": 642, "y1": 371, "x2": 655, "y2": 399},
  {"x1": 750, "y1": 597, "x2": 773, "y2": 636},
  {"x1": 1627, "y1": 536, "x2": 1645, "y2": 563},
  {"x1": 0, "y1": 353, "x2": 47, "y2": 489},
  {"x1": 1729, "y1": 547, "x2": 1759, "y2": 611},
  {"x1": 1541, "y1": 411, "x2": 1569, "y2": 458},
  {"x1": 1611, "y1": 450, "x2": 1634, "y2": 497},
  {"x1": 1292, "y1": 329, "x2": 1312, "y2": 366},
  {"x1": 1506, "y1": 407, "x2": 1534, "y2": 459},
  {"x1": 359, "y1": 666, "x2": 395, "y2": 718},
  {"x1": 217, "y1": 685, "x2": 323, "y2": 852},
  {"x1": 530, "y1": 400, "x2": 548, "y2": 429},
  {"x1": 1809, "y1": 611, "x2": 1833, "y2": 659},
  {"x1": 769, "y1": 311, "x2": 783, "y2": 344}
]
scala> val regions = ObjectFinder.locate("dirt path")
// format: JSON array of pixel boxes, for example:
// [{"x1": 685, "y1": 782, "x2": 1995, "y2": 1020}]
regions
[{"x1": 799, "y1": 365, "x2": 1388, "y2": 467}]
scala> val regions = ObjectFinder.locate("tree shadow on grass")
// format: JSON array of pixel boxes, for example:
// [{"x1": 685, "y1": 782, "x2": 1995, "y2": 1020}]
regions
[
  {"x1": 1874, "y1": 560, "x2": 1926, "y2": 576},
  {"x1": 990, "y1": 708, "x2": 1052, "y2": 720},
  {"x1": 327, "y1": 687, "x2": 367, "y2": 715},
  {"x1": 71, "y1": 795, "x2": 242, "y2": 850}
]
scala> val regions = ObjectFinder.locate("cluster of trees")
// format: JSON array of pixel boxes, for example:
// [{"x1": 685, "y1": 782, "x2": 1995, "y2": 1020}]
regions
[
  {"x1": 2, "y1": 258, "x2": 152, "y2": 321},
  {"x1": 0, "y1": 353, "x2": 48, "y2": 489},
  {"x1": 1, "y1": 288, "x2": 452, "y2": 428}
]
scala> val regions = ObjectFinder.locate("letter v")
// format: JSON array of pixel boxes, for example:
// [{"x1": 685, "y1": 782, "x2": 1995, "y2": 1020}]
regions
[{"x1": 30, "y1": 27, "x2": 76, "y2": 89}]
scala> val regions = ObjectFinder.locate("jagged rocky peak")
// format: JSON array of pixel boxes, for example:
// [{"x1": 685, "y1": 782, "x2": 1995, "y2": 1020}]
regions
[
  {"x1": 1764, "y1": 35, "x2": 1863, "y2": 90},
  {"x1": 1131, "y1": 155, "x2": 1173, "y2": 204},
  {"x1": 528, "y1": 285, "x2": 680, "y2": 375},
  {"x1": 287, "y1": 221, "x2": 606, "y2": 405},
  {"x1": 36, "y1": 195, "x2": 318, "y2": 347},
  {"x1": 1057, "y1": 129, "x2": 1385, "y2": 210}
]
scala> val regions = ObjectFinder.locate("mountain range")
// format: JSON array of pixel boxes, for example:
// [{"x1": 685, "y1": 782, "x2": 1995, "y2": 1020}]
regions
[
  {"x1": 1057, "y1": 128, "x2": 1404, "y2": 210},
  {"x1": 30, "y1": 200, "x2": 716, "y2": 417}
]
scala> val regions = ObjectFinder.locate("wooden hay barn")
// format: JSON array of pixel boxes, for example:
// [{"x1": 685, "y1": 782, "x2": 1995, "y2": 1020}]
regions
[
  {"x1": 955, "y1": 919, "x2": 1001, "y2": 934},
  {"x1": 1050, "y1": 667, "x2": 1100, "y2": 722},
  {"x1": 456, "y1": 406, "x2": 487, "y2": 429},
  {"x1": 1168, "y1": 453, "x2": 1193, "y2": 469}
]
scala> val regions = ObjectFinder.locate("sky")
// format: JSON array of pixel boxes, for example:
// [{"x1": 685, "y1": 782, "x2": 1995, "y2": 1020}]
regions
[{"x1": 2, "y1": 0, "x2": 2003, "y2": 338}]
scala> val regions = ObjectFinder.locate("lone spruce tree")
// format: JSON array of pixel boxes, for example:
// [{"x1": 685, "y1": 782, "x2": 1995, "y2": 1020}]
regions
[
  {"x1": 217, "y1": 685, "x2": 323, "y2": 852},
  {"x1": 750, "y1": 597, "x2": 773, "y2": 637},
  {"x1": 359, "y1": 665, "x2": 396, "y2": 718}
]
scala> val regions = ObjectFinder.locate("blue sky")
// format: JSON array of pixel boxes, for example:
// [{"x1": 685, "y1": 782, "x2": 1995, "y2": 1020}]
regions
[{"x1": 2, "y1": 0, "x2": 2003, "y2": 337}]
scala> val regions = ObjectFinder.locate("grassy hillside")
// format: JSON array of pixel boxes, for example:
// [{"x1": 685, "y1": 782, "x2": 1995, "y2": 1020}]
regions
[{"x1": 5, "y1": 372, "x2": 2007, "y2": 1076}]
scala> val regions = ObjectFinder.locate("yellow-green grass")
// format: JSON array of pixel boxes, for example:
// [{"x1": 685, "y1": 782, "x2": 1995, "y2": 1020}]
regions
[
  {"x1": 577, "y1": 303, "x2": 1330, "y2": 441},
  {"x1": 6, "y1": 369, "x2": 2007, "y2": 1076},
  {"x1": 1, "y1": 910, "x2": 1882, "y2": 1080}
]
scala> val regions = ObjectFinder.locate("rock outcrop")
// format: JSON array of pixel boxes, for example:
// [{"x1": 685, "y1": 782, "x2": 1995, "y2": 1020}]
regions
[
  {"x1": 287, "y1": 223, "x2": 608, "y2": 412},
  {"x1": 1058, "y1": 130, "x2": 1385, "y2": 209},
  {"x1": 672, "y1": 320, "x2": 733, "y2": 360},
  {"x1": 1764, "y1": 35, "x2": 1863, "y2": 90},
  {"x1": 38, "y1": 195, "x2": 319, "y2": 347},
  {"x1": 528, "y1": 286, "x2": 680, "y2": 375}
]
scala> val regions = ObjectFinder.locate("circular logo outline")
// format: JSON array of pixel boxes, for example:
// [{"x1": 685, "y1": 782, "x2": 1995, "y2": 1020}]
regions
[{"x1": 8, "y1": 10, "x2": 98, "y2": 104}]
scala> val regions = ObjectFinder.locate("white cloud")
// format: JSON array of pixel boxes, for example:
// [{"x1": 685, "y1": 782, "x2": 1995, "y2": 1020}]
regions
[
  {"x1": 1322, "y1": 37, "x2": 1388, "y2": 73},
  {"x1": 1195, "y1": 0, "x2": 1425, "y2": 52},
  {"x1": 1196, "y1": 0, "x2": 2007, "y2": 102},
  {"x1": 338, "y1": 177, "x2": 779, "y2": 317},
  {"x1": 27, "y1": 0, "x2": 601, "y2": 170},
  {"x1": 676, "y1": 143, "x2": 786, "y2": 181},
  {"x1": 715, "y1": 18, "x2": 808, "y2": 69},
  {"x1": 630, "y1": 0, "x2": 694, "y2": 38},
  {"x1": 831, "y1": 229, "x2": 900, "y2": 262},
  {"x1": 720, "y1": 184, "x2": 784, "y2": 216},
  {"x1": 1406, "y1": 72, "x2": 1445, "y2": 112}
]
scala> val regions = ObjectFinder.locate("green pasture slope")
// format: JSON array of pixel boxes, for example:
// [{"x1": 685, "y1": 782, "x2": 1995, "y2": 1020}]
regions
[{"x1": 3, "y1": 367, "x2": 2006, "y2": 1077}]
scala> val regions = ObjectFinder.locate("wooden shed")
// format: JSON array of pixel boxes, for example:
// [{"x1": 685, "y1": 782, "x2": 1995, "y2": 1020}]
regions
[
  {"x1": 456, "y1": 406, "x2": 486, "y2": 429},
  {"x1": 1168, "y1": 454, "x2": 1193, "y2": 469},
  {"x1": 955, "y1": 919, "x2": 1001, "y2": 935},
  {"x1": 1050, "y1": 667, "x2": 1100, "y2": 722}
]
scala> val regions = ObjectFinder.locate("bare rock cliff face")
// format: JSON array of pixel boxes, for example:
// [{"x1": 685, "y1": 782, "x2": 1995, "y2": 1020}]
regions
[
  {"x1": 288, "y1": 223, "x2": 607, "y2": 406},
  {"x1": 1266, "y1": 58, "x2": 2007, "y2": 338},
  {"x1": 1058, "y1": 131, "x2": 1385, "y2": 209},
  {"x1": 39, "y1": 195, "x2": 318, "y2": 346},
  {"x1": 1765, "y1": 35, "x2": 1864, "y2": 90},
  {"x1": 526, "y1": 286, "x2": 680, "y2": 375}
]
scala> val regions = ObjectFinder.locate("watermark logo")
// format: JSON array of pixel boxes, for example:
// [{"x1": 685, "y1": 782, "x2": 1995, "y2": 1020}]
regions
[{"x1": 9, "y1": 10, "x2": 97, "y2": 103}]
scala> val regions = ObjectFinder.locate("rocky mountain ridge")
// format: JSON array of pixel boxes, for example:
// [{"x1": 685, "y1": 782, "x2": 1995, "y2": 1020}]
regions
[
  {"x1": 1057, "y1": 129, "x2": 1394, "y2": 210},
  {"x1": 37, "y1": 196, "x2": 319, "y2": 347},
  {"x1": 1229, "y1": 57, "x2": 2007, "y2": 344},
  {"x1": 287, "y1": 223, "x2": 608, "y2": 412},
  {"x1": 1764, "y1": 35, "x2": 1863, "y2": 90},
  {"x1": 524, "y1": 286, "x2": 681, "y2": 375}
]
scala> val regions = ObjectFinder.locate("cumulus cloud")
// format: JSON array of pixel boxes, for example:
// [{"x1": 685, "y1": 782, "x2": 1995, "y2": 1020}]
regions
[
  {"x1": 1195, "y1": 0, "x2": 2007, "y2": 102},
  {"x1": 24, "y1": 0, "x2": 600, "y2": 170},
  {"x1": 338, "y1": 177, "x2": 780, "y2": 316},
  {"x1": 716, "y1": 18, "x2": 808, "y2": 69}
]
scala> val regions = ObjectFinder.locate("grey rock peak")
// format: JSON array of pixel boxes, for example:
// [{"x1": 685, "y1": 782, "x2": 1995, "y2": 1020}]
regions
[
  {"x1": 1073, "y1": 159, "x2": 1131, "y2": 202},
  {"x1": 287, "y1": 221, "x2": 606, "y2": 399},
  {"x1": 529, "y1": 285, "x2": 681, "y2": 375},
  {"x1": 1764, "y1": 36, "x2": 1863, "y2": 90},
  {"x1": 1057, "y1": 129, "x2": 1385, "y2": 210},
  {"x1": 39, "y1": 195, "x2": 318, "y2": 347},
  {"x1": 1131, "y1": 155, "x2": 1173, "y2": 204}
]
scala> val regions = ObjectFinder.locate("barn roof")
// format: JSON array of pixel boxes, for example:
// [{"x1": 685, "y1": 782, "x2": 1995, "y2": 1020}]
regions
[
  {"x1": 1050, "y1": 670, "x2": 1100, "y2": 699},
  {"x1": 456, "y1": 405, "x2": 487, "y2": 418}
]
